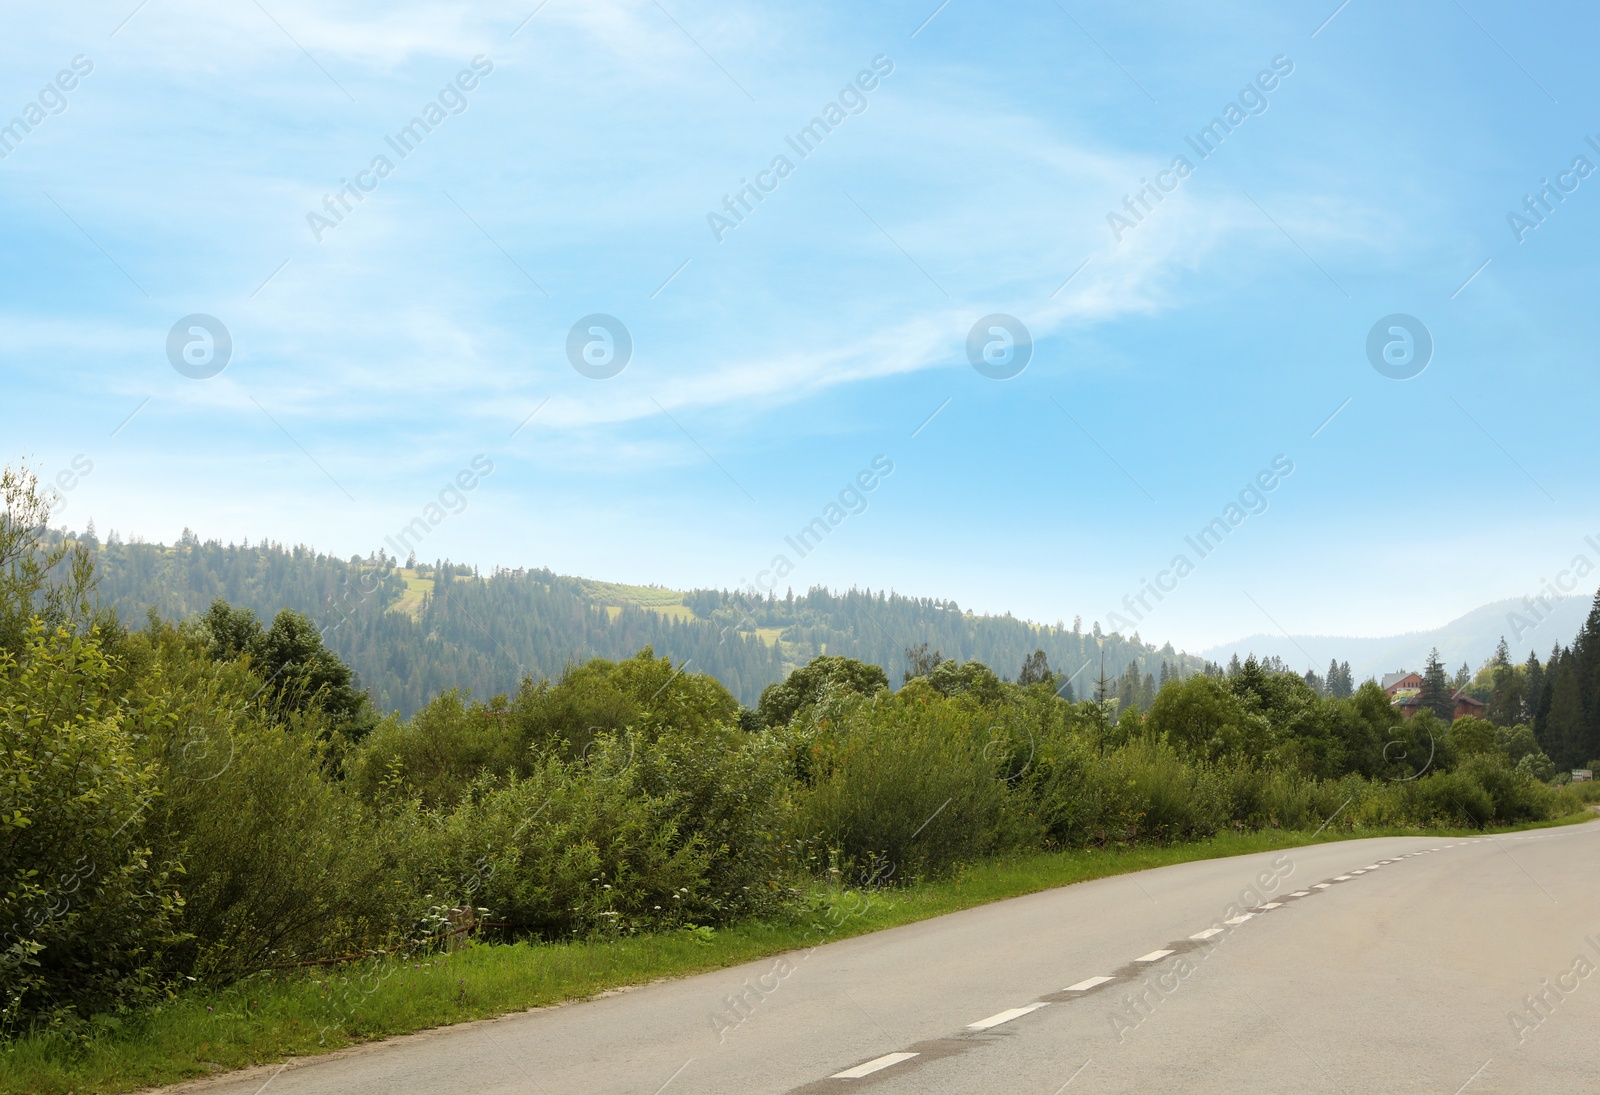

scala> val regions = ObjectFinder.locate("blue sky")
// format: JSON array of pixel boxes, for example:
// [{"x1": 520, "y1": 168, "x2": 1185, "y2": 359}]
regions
[{"x1": 3, "y1": 0, "x2": 1597, "y2": 656}]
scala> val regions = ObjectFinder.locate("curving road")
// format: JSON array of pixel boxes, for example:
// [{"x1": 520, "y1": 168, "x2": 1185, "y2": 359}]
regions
[{"x1": 167, "y1": 821, "x2": 1600, "y2": 1095}]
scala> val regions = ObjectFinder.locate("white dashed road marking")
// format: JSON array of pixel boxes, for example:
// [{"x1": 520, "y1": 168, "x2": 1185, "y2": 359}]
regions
[
  {"x1": 811, "y1": 833, "x2": 1569, "y2": 1086},
  {"x1": 832, "y1": 1052, "x2": 919, "y2": 1079},
  {"x1": 966, "y1": 1003, "x2": 1049, "y2": 1030},
  {"x1": 1065, "y1": 976, "x2": 1115, "y2": 992}
]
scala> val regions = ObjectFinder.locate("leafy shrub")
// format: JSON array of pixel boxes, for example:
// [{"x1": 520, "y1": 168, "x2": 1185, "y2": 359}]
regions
[
  {"x1": 160, "y1": 716, "x2": 413, "y2": 983},
  {"x1": 0, "y1": 624, "x2": 183, "y2": 1024},
  {"x1": 1105, "y1": 740, "x2": 1224, "y2": 842},
  {"x1": 351, "y1": 690, "x2": 522, "y2": 809},
  {"x1": 796, "y1": 687, "x2": 1026, "y2": 877},
  {"x1": 415, "y1": 721, "x2": 793, "y2": 938},
  {"x1": 508, "y1": 648, "x2": 738, "y2": 760}
]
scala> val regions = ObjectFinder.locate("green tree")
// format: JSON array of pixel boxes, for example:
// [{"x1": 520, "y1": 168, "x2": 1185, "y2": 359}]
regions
[
  {"x1": 1420, "y1": 647, "x2": 1453, "y2": 721},
  {"x1": 0, "y1": 463, "x2": 98, "y2": 658},
  {"x1": 1487, "y1": 658, "x2": 1524, "y2": 727},
  {"x1": 512, "y1": 647, "x2": 739, "y2": 760},
  {"x1": 1116, "y1": 660, "x2": 1143, "y2": 714},
  {"x1": 1145, "y1": 675, "x2": 1261, "y2": 763},
  {"x1": 1448, "y1": 716, "x2": 1497, "y2": 758},
  {"x1": 756, "y1": 655, "x2": 888, "y2": 728},
  {"x1": 1538, "y1": 648, "x2": 1582, "y2": 768},
  {"x1": 1524, "y1": 650, "x2": 1545, "y2": 722},
  {"x1": 201, "y1": 599, "x2": 372, "y2": 739},
  {"x1": 1572, "y1": 592, "x2": 1600, "y2": 768},
  {"x1": 923, "y1": 659, "x2": 1003, "y2": 706},
  {"x1": 1017, "y1": 649, "x2": 1055, "y2": 689},
  {"x1": 903, "y1": 642, "x2": 945, "y2": 683}
]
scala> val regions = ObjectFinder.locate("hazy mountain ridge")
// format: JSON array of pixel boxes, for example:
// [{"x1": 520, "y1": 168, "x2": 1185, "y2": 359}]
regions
[{"x1": 1201, "y1": 595, "x2": 1593, "y2": 682}]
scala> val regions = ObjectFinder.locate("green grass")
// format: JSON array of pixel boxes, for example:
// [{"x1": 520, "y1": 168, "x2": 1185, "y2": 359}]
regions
[
  {"x1": 574, "y1": 579, "x2": 687, "y2": 609},
  {"x1": 3, "y1": 813, "x2": 1590, "y2": 1095},
  {"x1": 389, "y1": 571, "x2": 433, "y2": 618}
]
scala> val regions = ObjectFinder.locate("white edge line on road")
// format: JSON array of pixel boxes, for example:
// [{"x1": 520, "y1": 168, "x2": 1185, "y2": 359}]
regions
[
  {"x1": 1224, "y1": 914, "x2": 1253, "y2": 925},
  {"x1": 1134, "y1": 949, "x2": 1174, "y2": 962},
  {"x1": 1190, "y1": 928, "x2": 1224, "y2": 940},
  {"x1": 966, "y1": 1002, "x2": 1049, "y2": 1030},
  {"x1": 1065, "y1": 976, "x2": 1115, "y2": 991},
  {"x1": 832, "y1": 1052, "x2": 918, "y2": 1079},
  {"x1": 1334, "y1": 875, "x2": 1353, "y2": 881},
  {"x1": 1313, "y1": 883, "x2": 1331, "y2": 889},
  {"x1": 1257, "y1": 902, "x2": 1282, "y2": 909},
  {"x1": 1289, "y1": 891, "x2": 1310, "y2": 896}
]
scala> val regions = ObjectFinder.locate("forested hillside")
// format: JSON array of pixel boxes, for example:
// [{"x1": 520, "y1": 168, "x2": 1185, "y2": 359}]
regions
[{"x1": 72, "y1": 530, "x2": 1200, "y2": 714}]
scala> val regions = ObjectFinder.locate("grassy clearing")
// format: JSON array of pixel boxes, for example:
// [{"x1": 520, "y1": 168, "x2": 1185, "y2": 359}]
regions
[
  {"x1": 3, "y1": 813, "x2": 1589, "y2": 1095},
  {"x1": 574, "y1": 579, "x2": 687, "y2": 609},
  {"x1": 390, "y1": 571, "x2": 433, "y2": 618},
  {"x1": 601, "y1": 604, "x2": 698, "y2": 623}
]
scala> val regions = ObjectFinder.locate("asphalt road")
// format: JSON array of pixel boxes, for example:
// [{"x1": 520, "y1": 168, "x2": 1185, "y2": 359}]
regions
[{"x1": 168, "y1": 821, "x2": 1600, "y2": 1095}]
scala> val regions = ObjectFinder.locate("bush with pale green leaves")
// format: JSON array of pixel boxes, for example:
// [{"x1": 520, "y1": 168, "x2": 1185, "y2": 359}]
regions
[{"x1": 0, "y1": 623, "x2": 183, "y2": 1026}]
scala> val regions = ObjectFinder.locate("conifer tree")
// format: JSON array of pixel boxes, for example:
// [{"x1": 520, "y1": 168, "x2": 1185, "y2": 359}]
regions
[
  {"x1": 1420, "y1": 648, "x2": 1453, "y2": 721},
  {"x1": 1018, "y1": 648, "x2": 1054, "y2": 688}
]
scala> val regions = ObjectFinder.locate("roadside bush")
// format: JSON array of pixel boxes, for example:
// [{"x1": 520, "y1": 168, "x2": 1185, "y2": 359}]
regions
[
  {"x1": 627, "y1": 723, "x2": 794, "y2": 919},
  {"x1": 351, "y1": 690, "x2": 522, "y2": 809},
  {"x1": 1408, "y1": 767, "x2": 1496, "y2": 827},
  {"x1": 161, "y1": 716, "x2": 412, "y2": 984},
  {"x1": 0, "y1": 623, "x2": 183, "y2": 1025},
  {"x1": 796, "y1": 687, "x2": 1026, "y2": 878},
  {"x1": 1022, "y1": 735, "x2": 1142, "y2": 847},
  {"x1": 1454, "y1": 754, "x2": 1557, "y2": 823},
  {"x1": 417, "y1": 720, "x2": 794, "y2": 938},
  {"x1": 94, "y1": 622, "x2": 415, "y2": 985},
  {"x1": 417, "y1": 748, "x2": 710, "y2": 938},
  {"x1": 1107, "y1": 740, "x2": 1224, "y2": 842}
]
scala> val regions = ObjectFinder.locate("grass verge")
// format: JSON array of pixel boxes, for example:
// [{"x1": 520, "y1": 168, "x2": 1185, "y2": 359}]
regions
[{"x1": 4, "y1": 813, "x2": 1590, "y2": 1095}]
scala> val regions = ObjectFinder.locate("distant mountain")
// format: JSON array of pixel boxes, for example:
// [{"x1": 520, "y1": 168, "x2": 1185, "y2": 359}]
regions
[
  {"x1": 1201, "y1": 595, "x2": 1595, "y2": 683},
  {"x1": 72, "y1": 533, "x2": 1203, "y2": 715}
]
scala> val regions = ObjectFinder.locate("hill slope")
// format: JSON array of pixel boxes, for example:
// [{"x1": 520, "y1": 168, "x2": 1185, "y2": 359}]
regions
[{"x1": 80, "y1": 533, "x2": 1200, "y2": 714}]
